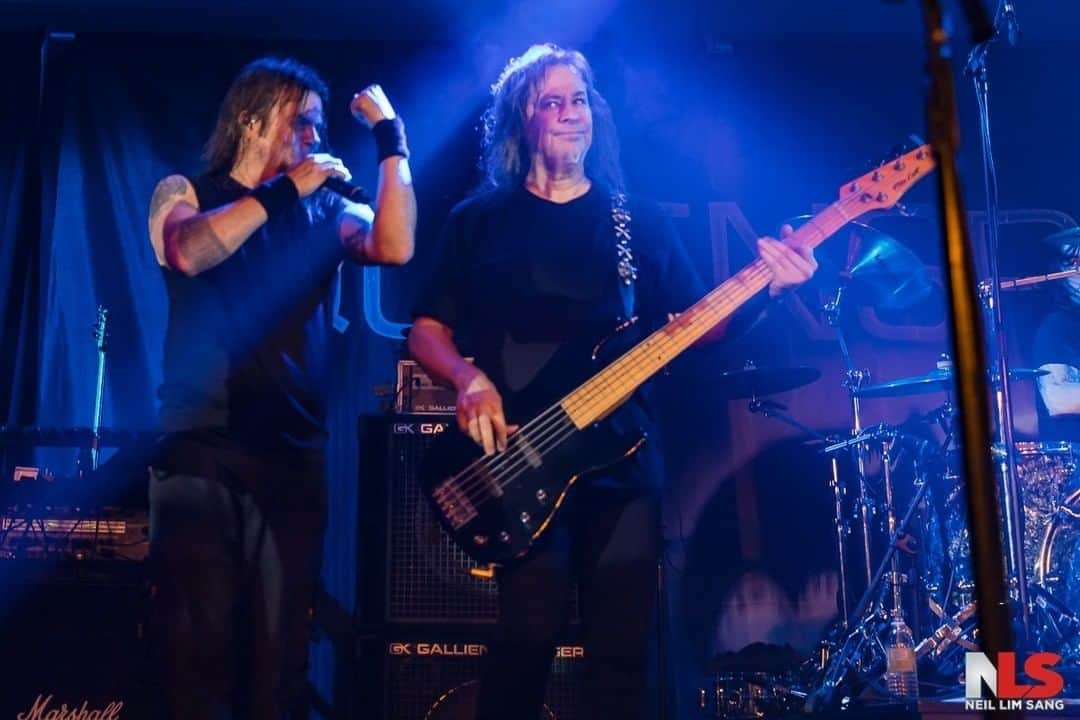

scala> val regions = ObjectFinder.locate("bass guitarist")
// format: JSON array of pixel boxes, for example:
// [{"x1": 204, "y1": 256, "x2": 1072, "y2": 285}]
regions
[{"x1": 407, "y1": 43, "x2": 817, "y2": 720}]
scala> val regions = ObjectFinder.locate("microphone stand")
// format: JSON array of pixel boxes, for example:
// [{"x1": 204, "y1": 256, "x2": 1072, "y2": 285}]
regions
[
  {"x1": 919, "y1": 5, "x2": 1017, "y2": 718},
  {"x1": 964, "y1": 0, "x2": 1030, "y2": 645}
]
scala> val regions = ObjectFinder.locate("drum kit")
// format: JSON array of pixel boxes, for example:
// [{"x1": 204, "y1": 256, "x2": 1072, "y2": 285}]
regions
[{"x1": 700, "y1": 224, "x2": 1080, "y2": 716}]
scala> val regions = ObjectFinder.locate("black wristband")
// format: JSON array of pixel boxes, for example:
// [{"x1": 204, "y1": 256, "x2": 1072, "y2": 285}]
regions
[
  {"x1": 249, "y1": 175, "x2": 300, "y2": 223},
  {"x1": 372, "y1": 117, "x2": 409, "y2": 162}
]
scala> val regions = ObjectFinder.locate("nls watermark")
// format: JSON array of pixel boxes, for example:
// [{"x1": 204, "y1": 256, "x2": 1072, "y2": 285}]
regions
[{"x1": 965, "y1": 651, "x2": 1066, "y2": 712}]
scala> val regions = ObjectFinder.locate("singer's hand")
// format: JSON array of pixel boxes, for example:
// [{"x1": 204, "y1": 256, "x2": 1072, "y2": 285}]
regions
[
  {"x1": 350, "y1": 84, "x2": 397, "y2": 128},
  {"x1": 285, "y1": 153, "x2": 352, "y2": 198}
]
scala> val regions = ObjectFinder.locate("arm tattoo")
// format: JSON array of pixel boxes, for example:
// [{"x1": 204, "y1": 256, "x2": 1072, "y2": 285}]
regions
[
  {"x1": 150, "y1": 176, "x2": 191, "y2": 220},
  {"x1": 176, "y1": 215, "x2": 229, "y2": 273}
]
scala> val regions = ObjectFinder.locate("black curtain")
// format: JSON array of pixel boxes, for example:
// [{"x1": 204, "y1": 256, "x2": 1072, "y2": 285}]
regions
[{"x1": 0, "y1": 32, "x2": 42, "y2": 428}]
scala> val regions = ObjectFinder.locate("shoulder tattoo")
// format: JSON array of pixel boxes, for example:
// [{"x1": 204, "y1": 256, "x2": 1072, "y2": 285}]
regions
[{"x1": 150, "y1": 176, "x2": 191, "y2": 220}]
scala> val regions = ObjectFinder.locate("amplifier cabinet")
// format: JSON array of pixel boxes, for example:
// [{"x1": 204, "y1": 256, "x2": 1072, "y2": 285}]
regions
[
  {"x1": 357, "y1": 415, "x2": 580, "y2": 625},
  {"x1": 0, "y1": 564, "x2": 151, "y2": 718},
  {"x1": 359, "y1": 415, "x2": 498, "y2": 624},
  {"x1": 356, "y1": 627, "x2": 585, "y2": 720}
]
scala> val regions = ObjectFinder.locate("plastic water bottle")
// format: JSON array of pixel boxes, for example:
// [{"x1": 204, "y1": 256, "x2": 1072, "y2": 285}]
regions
[{"x1": 884, "y1": 615, "x2": 919, "y2": 699}]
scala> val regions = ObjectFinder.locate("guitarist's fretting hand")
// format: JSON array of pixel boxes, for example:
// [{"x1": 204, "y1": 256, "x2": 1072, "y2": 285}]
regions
[
  {"x1": 759, "y1": 224, "x2": 818, "y2": 297},
  {"x1": 455, "y1": 365, "x2": 520, "y2": 455}
]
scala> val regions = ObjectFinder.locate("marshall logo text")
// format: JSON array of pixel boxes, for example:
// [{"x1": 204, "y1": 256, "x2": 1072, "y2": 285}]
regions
[{"x1": 16, "y1": 694, "x2": 123, "y2": 720}]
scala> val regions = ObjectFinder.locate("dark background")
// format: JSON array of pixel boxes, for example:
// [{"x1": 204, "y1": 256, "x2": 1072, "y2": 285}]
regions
[{"x1": 0, "y1": 1, "x2": 1076, "y2": 717}]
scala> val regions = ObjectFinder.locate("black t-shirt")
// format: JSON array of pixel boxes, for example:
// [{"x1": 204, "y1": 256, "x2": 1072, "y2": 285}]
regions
[
  {"x1": 1032, "y1": 308, "x2": 1080, "y2": 442},
  {"x1": 156, "y1": 173, "x2": 345, "y2": 486},
  {"x1": 413, "y1": 184, "x2": 708, "y2": 488}
]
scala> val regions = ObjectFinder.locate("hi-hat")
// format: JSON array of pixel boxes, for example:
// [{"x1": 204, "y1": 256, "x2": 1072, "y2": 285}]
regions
[
  {"x1": 715, "y1": 365, "x2": 821, "y2": 399},
  {"x1": 854, "y1": 366, "x2": 1048, "y2": 399}
]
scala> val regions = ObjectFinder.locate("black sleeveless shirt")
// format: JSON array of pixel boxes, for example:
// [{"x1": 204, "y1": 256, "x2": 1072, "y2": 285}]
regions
[{"x1": 157, "y1": 173, "x2": 345, "y2": 458}]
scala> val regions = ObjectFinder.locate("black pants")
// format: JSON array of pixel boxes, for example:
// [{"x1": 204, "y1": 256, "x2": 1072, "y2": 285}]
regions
[
  {"x1": 475, "y1": 486, "x2": 661, "y2": 720},
  {"x1": 146, "y1": 457, "x2": 325, "y2": 720}
]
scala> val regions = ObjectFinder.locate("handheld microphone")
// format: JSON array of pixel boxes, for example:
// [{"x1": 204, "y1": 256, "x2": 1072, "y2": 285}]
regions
[{"x1": 322, "y1": 176, "x2": 372, "y2": 204}]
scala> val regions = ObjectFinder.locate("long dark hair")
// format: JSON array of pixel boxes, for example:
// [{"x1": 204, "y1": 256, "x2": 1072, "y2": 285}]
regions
[
  {"x1": 203, "y1": 57, "x2": 329, "y2": 175},
  {"x1": 478, "y1": 44, "x2": 624, "y2": 194}
]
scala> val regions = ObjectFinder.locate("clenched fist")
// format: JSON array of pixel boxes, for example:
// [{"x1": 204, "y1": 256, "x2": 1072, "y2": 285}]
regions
[{"x1": 350, "y1": 84, "x2": 397, "y2": 129}]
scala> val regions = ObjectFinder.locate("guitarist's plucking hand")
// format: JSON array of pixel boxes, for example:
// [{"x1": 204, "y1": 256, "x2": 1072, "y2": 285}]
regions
[{"x1": 455, "y1": 364, "x2": 518, "y2": 455}]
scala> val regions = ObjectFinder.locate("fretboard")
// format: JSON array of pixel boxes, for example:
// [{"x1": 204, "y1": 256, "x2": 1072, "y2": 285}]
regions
[{"x1": 560, "y1": 201, "x2": 855, "y2": 428}]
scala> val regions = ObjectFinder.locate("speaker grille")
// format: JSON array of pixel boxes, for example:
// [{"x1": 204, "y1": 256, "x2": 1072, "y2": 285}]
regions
[{"x1": 378, "y1": 416, "x2": 499, "y2": 623}]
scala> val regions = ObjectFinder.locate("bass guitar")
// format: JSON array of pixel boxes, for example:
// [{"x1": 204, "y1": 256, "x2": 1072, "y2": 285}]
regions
[{"x1": 418, "y1": 145, "x2": 936, "y2": 566}]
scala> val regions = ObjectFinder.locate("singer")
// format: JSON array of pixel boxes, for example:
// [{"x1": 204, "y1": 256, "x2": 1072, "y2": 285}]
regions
[{"x1": 144, "y1": 56, "x2": 415, "y2": 718}]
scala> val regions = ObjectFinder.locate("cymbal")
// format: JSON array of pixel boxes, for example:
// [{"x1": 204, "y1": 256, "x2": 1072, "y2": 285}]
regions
[
  {"x1": 853, "y1": 368, "x2": 951, "y2": 398},
  {"x1": 854, "y1": 367, "x2": 1049, "y2": 399},
  {"x1": 715, "y1": 365, "x2": 821, "y2": 399},
  {"x1": 847, "y1": 227, "x2": 935, "y2": 311},
  {"x1": 786, "y1": 216, "x2": 934, "y2": 311}
]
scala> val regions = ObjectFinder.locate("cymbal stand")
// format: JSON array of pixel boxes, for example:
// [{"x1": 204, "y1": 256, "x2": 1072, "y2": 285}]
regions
[
  {"x1": 806, "y1": 430, "x2": 932, "y2": 711},
  {"x1": 824, "y1": 285, "x2": 875, "y2": 590},
  {"x1": 747, "y1": 397, "x2": 828, "y2": 442}
]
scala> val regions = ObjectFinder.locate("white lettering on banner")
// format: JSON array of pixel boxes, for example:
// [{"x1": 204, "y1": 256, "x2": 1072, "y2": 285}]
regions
[{"x1": 16, "y1": 694, "x2": 124, "y2": 720}]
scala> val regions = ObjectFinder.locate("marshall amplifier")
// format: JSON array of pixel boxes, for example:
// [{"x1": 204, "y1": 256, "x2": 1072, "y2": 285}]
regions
[
  {"x1": 355, "y1": 629, "x2": 585, "y2": 720},
  {"x1": 0, "y1": 564, "x2": 151, "y2": 718}
]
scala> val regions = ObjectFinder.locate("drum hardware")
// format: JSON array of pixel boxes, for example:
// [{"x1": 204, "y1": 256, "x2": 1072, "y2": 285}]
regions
[
  {"x1": 741, "y1": 374, "x2": 858, "y2": 632},
  {"x1": 701, "y1": 643, "x2": 806, "y2": 719},
  {"x1": 799, "y1": 224, "x2": 941, "y2": 710},
  {"x1": 704, "y1": 674, "x2": 804, "y2": 720},
  {"x1": 726, "y1": 214, "x2": 1080, "y2": 705},
  {"x1": 743, "y1": 374, "x2": 1080, "y2": 707},
  {"x1": 805, "y1": 433, "x2": 934, "y2": 711},
  {"x1": 979, "y1": 266, "x2": 1080, "y2": 295},
  {"x1": 745, "y1": 391, "x2": 855, "y2": 629},
  {"x1": 914, "y1": 600, "x2": 979, "y2": 661},
  {"x1": 1028, "y1": 586, "x2": 1079, "y2": 647},
  {"x1": 809, "y1": 216, "x2": 939, "y2": 593},
  {"x1": 746, "y1": 397, "x2": 829, "y2": 445},
  {"x1": 851, "y1": 349, "x2": 1049, "y2": 649},
  {"x1": 829, "y1": 454, "x2": 851, "y2": 628},
  {"x1": 1028, "y1": 481, "x2": 1080, "y2": 670},
  {"x1": 823, "y1": 280, "x2": 875, "y2": 591},
  {"x1": 1056, "y1": 505, "x2": 1080, "y2": 521}
]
